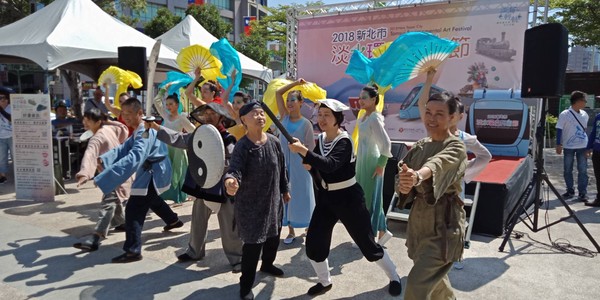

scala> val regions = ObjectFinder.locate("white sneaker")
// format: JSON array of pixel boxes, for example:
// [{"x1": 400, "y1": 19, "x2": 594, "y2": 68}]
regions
[{"x1": 378, "y1": 231, "x2": 393, "y2": 246}]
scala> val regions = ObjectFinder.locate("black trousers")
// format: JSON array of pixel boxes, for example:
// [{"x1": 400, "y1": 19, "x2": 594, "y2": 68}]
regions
[
  {"x1": 239, "y1": 234, "x2": 280, "y2": 296},
  {"x1": 306, "y1": 184, "x2": 384, "y2": 263},
  {"x1": 124, "y1": 181, "x2": 179, "y2": 254}
]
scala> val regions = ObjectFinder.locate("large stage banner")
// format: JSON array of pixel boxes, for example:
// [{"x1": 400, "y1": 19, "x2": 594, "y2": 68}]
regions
[
  {"x1": 296, "y1": 0, "x2": 529, "y2": 141},
  {"x1": 11, "y1": 93, "x2": 54, "y2": 201}
]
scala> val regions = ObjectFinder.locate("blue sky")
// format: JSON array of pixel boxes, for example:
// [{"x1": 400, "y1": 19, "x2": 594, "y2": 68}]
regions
[{"x1": 268, "y1": 0, "x2": 351, "y2": 7}]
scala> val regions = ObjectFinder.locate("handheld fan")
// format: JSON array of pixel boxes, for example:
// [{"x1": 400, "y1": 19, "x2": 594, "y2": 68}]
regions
[
  {"x1": 210, "y1": 38, "x2": 243, "y2": 102},
  {"x1": 159, "y1": 71, "x2": 194, "y2": 113},
  {"x1": 262, "y1": 78, "x2": 327, "y2": 132},
  {"x1": 177, "y1": 44, "x2": 224, "y2": 81},
  {"x1": 98, "y1": 66, "x2": 143, "y2": 107},
  {"x1": 346, "y1": 32, "x2": 459, "y2": 88}
]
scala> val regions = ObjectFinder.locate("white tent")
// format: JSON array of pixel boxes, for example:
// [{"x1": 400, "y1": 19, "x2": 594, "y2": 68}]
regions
[
  {"x1": 158, "y1": 15, "x2": 273, "y2": 82},
  {"x1": 0, "y1": 0, "x2": 178, "y2": 79}
]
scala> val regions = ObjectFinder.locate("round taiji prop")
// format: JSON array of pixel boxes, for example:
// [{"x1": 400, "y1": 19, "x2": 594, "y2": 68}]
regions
[
  {"x1": 177, "y1": 44, "x2": 223, "y2": 80},
  {"x1": 187, "y1": 124, "x2": 225, "y2": 189},
  {"x1": 78, "y1": 130, "x2": 93, "y2": 142}
]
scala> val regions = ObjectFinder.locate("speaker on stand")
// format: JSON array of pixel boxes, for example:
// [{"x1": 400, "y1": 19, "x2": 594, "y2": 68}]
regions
[{"x1": 117, "y1": 47, "x2": 147, "y2": 105}]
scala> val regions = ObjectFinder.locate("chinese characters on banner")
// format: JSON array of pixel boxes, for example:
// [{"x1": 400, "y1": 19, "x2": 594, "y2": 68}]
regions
[{"x1": 11, "y1": 94, "x2": 54, "y2": 201}]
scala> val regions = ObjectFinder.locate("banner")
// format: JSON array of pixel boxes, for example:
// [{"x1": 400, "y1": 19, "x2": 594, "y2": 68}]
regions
[
  {"x1": 11, "y1": 94, "x2": 54, "y2": 201},
  {"x1": 296, "y1": 0, "x2": 529, "y2": 141}
]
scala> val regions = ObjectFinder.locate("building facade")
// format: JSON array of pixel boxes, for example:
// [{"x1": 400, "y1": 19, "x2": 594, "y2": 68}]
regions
[{"x1": 567, "y1": 46, "x2": 600, "y2": 73}]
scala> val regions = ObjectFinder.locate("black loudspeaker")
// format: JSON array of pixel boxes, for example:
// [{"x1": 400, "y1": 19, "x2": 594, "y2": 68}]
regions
[
  {"x1": 521, "y1": 23, "x2": 568, "y2": 98},
  {"x1": 118, "y1": 47, "x2": 147, "y2": 90}
]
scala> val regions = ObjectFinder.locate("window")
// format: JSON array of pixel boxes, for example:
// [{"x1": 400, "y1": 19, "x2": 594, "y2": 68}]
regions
[
  {"x1": 133, "y1": 3, "x2": 165, "y2": 23},
  {"x1": 174, "y1": 7, "x2": 186, "y2": 18},
  {"x1": 209, "y1": 0, "x2": 232, "y2": 11}
]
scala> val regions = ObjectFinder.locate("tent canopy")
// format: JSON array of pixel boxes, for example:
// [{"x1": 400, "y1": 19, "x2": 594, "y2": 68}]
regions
[
  {"x1": 0, "y1": 0, "x2": 178, "y2": 79},
  {"x1": 158, "y1": 15, "x2": 273, "y2": 82}
]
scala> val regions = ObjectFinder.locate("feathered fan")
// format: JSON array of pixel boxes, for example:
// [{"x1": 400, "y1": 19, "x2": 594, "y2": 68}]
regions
[
  {"x1": 98, "y1": 66, "x2": 143, "y2": 107},
  {"x1": 177, "y1": 44, "x2": 224, "y2": 81},
  {"x1": 346, "y1": 32, "x2": 459, "y2": 88}
]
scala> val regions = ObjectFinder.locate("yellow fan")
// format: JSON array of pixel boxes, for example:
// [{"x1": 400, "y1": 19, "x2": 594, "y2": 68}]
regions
[
  {"x1": 372, "y1": 42, "x2": 391, "y2": 58},
  {"x1": 98, "y1": 66, "x2": 143, "y2": 107},
  {"x1": 177, "y1": 44, "x2": 224, "y2": 81},
  {"x1": 262, "y1": 78, "x2": 327, "y2": 132}
]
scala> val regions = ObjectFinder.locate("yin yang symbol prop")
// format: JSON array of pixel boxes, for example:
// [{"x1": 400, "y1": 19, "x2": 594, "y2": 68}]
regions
[{"x1": 187, "y1": 124, "x2": 225, "y2": 188}]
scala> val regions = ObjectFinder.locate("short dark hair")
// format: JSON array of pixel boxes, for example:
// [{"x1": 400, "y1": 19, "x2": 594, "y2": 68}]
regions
[
  {"x1": 83, "y1": 108, "x2": 108, "y2": 122},
  {"x1": 233, "y1": 91, "x2": 250, "y2": 103},
  {"x1": 427, "y1": 91, "x2": 460, "y2": 115},
  {"x1": 118, "y1": 92, "x2": 129, "y2": 99},
  {"x1": 121, "y1": 97, "x2": 142, "y2": 112},
  {"x1": 319, "y1": 103, "x2": 344, "y2": 127},
  {"x1": 202, "y1": 80, "x2": 220, "y2": 97},
  {"x1": 570, "y1": 91, "x2": 587, "y2": 105}
]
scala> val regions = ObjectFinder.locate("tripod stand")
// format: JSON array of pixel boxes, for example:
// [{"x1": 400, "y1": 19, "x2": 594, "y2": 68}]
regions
[{"x1": 499, "y1": 98, "x2": 600, "y2": 253}]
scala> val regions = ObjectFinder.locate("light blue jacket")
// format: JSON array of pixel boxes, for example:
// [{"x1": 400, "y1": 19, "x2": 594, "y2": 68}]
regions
[{"x1": 95, "y1": 124, "x2": 172, "y2": 196}]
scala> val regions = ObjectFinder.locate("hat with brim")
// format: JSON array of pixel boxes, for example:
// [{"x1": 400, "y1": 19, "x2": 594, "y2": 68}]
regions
[
  {"x1": 191, "y1": 102, "x2": 236, "y2": 128},
  {"x1": 239, "y1": 101, "x2": 262, "y2": 117},
  {"x1": 317, "y1": 99, "x2": 350, "y2": 112}
]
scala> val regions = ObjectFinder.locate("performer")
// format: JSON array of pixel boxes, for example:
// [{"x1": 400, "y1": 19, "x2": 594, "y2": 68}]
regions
[
  {"x1": 185, "y1": 67, "x2": 223, "y2": 107},
  {"x1": 397, "y1": 91, "x2": 467, "y2": 300},
  {"x1": 147, "y1": 102, "x2": 243, "y2": 272},
  {"x1": 224, "y1": 101, "x2": 290, "y2": 300},
  {"x1": 227, "y1": 91, "x2": 250, "y2": 141},
  {"x1": 275, "y1": 79, "x2": 315, "y2": 244},
  {"x1": 288, "y1": 99, "x2": 401, "y2": 297},
  {"x1": 102, "y1": 83, "x2": 134, "y2": 137},
  {"x1": 73, "y1": 108, "x2": 131, "y2": 251},
  {"x1": 355, "y1": 85, "x2": 393, "y2": 245},
  {"x1": 94, "y1": 98, "x2": 184, "y2": 263},
  {"x1": 153, "y1": 83, "x2": 195, "y2": 204}
]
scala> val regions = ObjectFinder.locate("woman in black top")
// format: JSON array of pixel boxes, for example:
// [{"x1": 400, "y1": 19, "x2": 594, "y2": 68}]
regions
[{"x1": 288, "y1": 99, "x2": 401, "y2": 297}]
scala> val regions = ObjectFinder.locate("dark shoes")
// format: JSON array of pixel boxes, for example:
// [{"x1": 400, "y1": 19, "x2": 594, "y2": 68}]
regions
[
  {"x1": 0, "y1": 176, "x2": 6, "y2": 184},
  {"x1": 307, "y1": 283, "x2": 333, "y2": 296},
  {"x1": 389, "y1": 280, "x2": 402, "y2": 296},
  {"x1": 177, "y1": 253, "x2": 200, "y2": 262},
  {"x1": 111, "y1": 252, "x2": 143, "y2": 263},
  {"x1": 561, "y1": 190, "x2": 575, "y2": 199},
  {"x1": 73, "y1": 241, "x2": 99, "y2": 252},
  {"x1": 240, "y1": 290, "x2": 254, "y2": 300},
  {"x1": 163, "y1": 220, "x2": 184, "y2": 232},
  {"x1": 578, "y1": 194, "x2": 589, "y2": 202},
  {"x1": 585, "y1": 198, "x2": 600, "y2": 207},
  {"x1": 259, "y1": 264, "x2": 284, "y2": 276},
  {"x1": 113, "y1": 224, "x2": 127, "y2": 232},
  {"x1": 73, "y1": 235, "x2": 100, "y2": 252}
]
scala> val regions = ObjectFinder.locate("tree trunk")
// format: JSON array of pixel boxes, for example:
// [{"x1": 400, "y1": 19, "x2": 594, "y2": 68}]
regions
[{"x1": 60, "y1": 69, "x2": 83, "y2": 119}]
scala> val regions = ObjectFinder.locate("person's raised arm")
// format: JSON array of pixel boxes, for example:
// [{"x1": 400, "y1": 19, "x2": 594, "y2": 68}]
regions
[
  {"x1": 276, "y1": 78, "x2": 306, "y2": 118},
  {"x1": 418, "y1": 68, "x2": 436, "y2": 121},
  {"x1": 185, "y1": 67, "x2": 206, "y2": 107},
  {"x1": 102, "y1": 83, "x2": 121, "y2": 117},
  {"x1": 221, "y1": 69, "x2": 237, "y2": 118}
]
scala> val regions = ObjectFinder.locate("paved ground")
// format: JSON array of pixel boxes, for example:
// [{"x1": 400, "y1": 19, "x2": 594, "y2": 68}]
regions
[{"x1": 1, "y1": 149, "x2": 599, "y2": 299}]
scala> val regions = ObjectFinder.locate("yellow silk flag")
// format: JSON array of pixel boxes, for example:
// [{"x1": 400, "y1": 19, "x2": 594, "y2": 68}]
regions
[
  {"x1": 262, "y1": 78, "x2": 327, "y2": 131},
  {"x1": 98, "y1": 66, "x2": 143, "y2": 107}
]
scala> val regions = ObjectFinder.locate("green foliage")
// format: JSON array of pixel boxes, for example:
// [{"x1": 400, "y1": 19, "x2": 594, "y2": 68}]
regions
[
  {"x1": 186, "y1": 4, "x2": 232, "y2": 40},
  {"x1": 546, "y1": 0, "x2": 600, "y2": 47},
  {"x1": 237, "y1": 34, "x2": 270, "y2": 66},
  {"x1": 546, "y1": 113, "x2": 558, "y2": 140},
  {"x1": 144, "y1": 8, "x2": 182, "y2": 38},
  {"x1": 94, "y1": 0, "x2": 146, "y2": 26}
]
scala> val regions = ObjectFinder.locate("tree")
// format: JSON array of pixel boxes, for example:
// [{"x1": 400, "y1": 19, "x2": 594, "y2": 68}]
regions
[
  {"x1": 144, "y1": 8, "x2": 182, "y2": 38},
  {"x1": 546, "y1": 0, "x2": 600, "y2": 47},
  {"x1": 186, "y1": 4, "x2": 232, "y2": 40}
]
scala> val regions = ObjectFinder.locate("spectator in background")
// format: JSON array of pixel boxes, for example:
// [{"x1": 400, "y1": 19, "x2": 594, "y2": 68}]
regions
[
  {"x1": 52, "y1": 100, "x2": 79, "y2": 136},
  {"x1": 0, "y1": 89, "x2": 12, "y2": 184},
  {"x1": 84, "y1": 87, "x2": 109, "y2": 115},
  {"x1": 556, "y1": 91, "x2": 590, "y2": 201}
]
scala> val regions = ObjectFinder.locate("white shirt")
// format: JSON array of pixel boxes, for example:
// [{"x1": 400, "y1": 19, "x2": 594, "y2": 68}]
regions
[{"x1": 556, "y1": 107, "x2": 589, "y2": 149}]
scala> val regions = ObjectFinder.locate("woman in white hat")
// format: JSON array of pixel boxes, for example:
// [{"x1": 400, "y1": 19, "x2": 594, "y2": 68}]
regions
[{"x1": 288, "y1": 99, "x2": 401, "y2": 297}]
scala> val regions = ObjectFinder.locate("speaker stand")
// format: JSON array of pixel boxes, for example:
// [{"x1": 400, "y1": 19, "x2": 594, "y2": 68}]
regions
[{"x1": 499, "y1": 98, "x2": 600, "y2": 253}]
